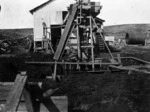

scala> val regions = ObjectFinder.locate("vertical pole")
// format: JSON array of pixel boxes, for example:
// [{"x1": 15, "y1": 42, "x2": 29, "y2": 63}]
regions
[
  {"x1": 64, "y1": 64, "x2": 66, "y2": 76},
  {"x1": 34, "y1": 42, "x2": 36, "y2": 52},
  {"x1": 90, "y1": 16, "x2": 95, "y2": 70},
  {"x1": 77, "y1": 17, "x2": 81, "y2": 59},
  {"x1": 77, "y1": 17, "x2": 81, "y2": 70},
  {"x1": 117, "y1": 54, "x2": 121, "y2": 64},
  {"x1": 62, "y1": 60, "x2": 66, "y2": 76},
  {"x1": 99, "y1": 59, "x2": 102, "y2": 68},
  {"x1": 53, "y1": 61, "x2": 57, "y2": 80}
]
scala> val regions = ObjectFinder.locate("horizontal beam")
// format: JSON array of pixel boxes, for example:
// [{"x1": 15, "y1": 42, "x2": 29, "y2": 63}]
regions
[
  {"x1": 96, "y1": 56, "x2": 150, "y2": 65},
  {"x1": 109, "y1": 65, "x2": 150, "y2": 74},
  {"x1": 116, "y1": 56, "x2": 150, "y2": 64},
  {"x1": 0, "y1": 83, "x2": 14, "y2": 86},
  {"x1": 25, "y1": 61, "x2": 119, "y2": 65}
]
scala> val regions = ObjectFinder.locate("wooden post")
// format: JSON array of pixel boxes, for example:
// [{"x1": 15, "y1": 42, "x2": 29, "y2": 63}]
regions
[
  {"x1": 34, "y1": 41, "x2": 36, "y2": 52},
  {"x1": 53, "y1": 61, "x2": 57, "y2": 80},
  {"x1": 62, "y1": 60, "x2": 66, "y2": 76},
  {"x1": 117, "y1": 54, "x2": 121, "y2": 64},
  {"x1": 69, "y1": 64, "x2": 71, "y2": 71},
  {"x1": 99, "y1": 59, "x2": 102, "y2": 67},
  {"x1": 77, "y1": 17, "x2": 81, "y2": 60},
  {"x1": 90, "y1": 16, "x2": 95, "y2": 70}
]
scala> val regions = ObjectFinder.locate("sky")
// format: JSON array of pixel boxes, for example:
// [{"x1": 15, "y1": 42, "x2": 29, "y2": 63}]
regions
[{"x1": 0, "y1": 0, "x2": 150, "y2": 29}]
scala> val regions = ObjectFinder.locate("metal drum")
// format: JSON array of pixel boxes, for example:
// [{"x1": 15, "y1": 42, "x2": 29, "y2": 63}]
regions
[{"x1": 126, "y1": 32, "x2": 148, "y2": 45}]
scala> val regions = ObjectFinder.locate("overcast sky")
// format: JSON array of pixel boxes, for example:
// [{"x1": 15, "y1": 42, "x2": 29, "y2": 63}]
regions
[{"x1": 0, "y1": 0, "x2": 150, "y2": 29}]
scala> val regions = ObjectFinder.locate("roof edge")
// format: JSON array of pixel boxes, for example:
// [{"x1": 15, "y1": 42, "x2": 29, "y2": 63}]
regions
[
  {"x1": 96, "y1": 17, "x2": 105, "y2": 22},
  {"x1": 30, "y1": 0, "x2": 54, "y2": 14}
]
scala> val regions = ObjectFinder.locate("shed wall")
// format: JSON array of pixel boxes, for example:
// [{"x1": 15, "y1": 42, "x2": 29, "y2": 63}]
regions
[{"x1": 33, "y1": 0, "x2": 75, "y2": 41}]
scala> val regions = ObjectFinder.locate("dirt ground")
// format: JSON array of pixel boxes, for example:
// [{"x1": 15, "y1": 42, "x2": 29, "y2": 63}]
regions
[{"x1": 0, "y1": 45, "x2": 150, "y2": 112}]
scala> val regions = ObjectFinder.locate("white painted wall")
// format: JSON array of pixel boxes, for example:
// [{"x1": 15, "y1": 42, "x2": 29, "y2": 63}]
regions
[{"x1": 33, "y1": 0, "x2": 75, "y2": 41}]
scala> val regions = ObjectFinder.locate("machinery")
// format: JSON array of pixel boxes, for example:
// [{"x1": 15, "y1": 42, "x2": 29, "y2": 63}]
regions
[
  {"x1": 1, "y1": 1, "x2": 150, "y2": 112},
  {"x1": 28, "y1": 0, "x2": 150, "y2": 80},
  {"x1": 50, "y1": 0, "x2": 118, "y2": 79}
]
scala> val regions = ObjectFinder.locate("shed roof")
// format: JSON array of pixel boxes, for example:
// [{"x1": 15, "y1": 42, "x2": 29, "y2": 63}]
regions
[
  {"x1": 29, "y1": 0, "x2": 105, "y2": 23},
  {"x1": 30, "y1": 0, "x2": 54, "y2": 14},
  {"x1": 95, "y1": 17, "x2": 105, "y2": 23}
]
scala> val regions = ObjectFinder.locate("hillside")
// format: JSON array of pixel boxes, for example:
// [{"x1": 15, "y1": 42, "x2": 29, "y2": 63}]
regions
[
  {"x1": 0, "y1": 25, "x2": 150, "y2": 112},
  {"x1": 104, "y1": 24, "x2": 150, "y2": 34},
  {"x1": 0, "y1": 24, "x2": 150, "y2": 40},
  {"x1": 0, "y1": 28, "x2": 33, "y2": 40},
  {"x1": 0, "y1": 28, "x2": 33, "y2": 54}
]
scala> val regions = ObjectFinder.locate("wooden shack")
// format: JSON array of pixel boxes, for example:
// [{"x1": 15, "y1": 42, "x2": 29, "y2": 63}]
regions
[
  {"x1": 30, "y1": 0, "x2": 105, "y2": 52},
  {"x1": 30, "y1": 0, "x2": 75, "y2": 52}
]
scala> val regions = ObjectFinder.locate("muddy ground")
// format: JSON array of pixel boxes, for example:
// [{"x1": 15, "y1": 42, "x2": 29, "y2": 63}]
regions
[{"x1": 0, "y1": 44, "x2": 150, "y2": 112}]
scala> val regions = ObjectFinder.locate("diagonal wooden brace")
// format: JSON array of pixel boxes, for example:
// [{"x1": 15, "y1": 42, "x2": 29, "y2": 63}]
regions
[{"x1": 2, "y1": 72, "x2": 27, "y2": 112}]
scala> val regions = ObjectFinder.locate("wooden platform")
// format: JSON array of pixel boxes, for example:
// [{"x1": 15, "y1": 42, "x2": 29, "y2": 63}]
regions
[
  {"x1": 0, "y1": 72, "x2": 28, "y2": 112},
  {"x1": 0, "y1": 72, "x2": 68, "y2": 112}
]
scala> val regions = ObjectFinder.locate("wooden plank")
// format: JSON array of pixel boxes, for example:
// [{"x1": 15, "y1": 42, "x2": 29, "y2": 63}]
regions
[
  {"x1": 0, "y1": 83, "x2": 26, "y2": 101},
  {"x1": 77, "y1": 17, "x2": 81, "y2": 60},
  {"x1": 53, "y1": 4, "x2": 78, "y2": 60},
  {"x1": 109, "y1": 58, "x2": 119, "y2": 64},
  {"x1": 53, "y1": 61, "x2": 58, "y2": 80},
  {"x1": 51, "y1": 96, "x2": 68, "y2": 112},
  {"x1": 0, "y1": 82, "x2": 14, "y2": 86},
  {"x1": 23, "y1": 88, "x2": 34, "y2": 112},
  {"x1": 2, "y1": 72, "x2": 27, "y2": 112},
  {"x1": 113, "y1": 56, "x2": 150, "y2": 64},
  {"x1": 0, "y1": 85, "x2": 13, "y2": 101},
  {"x1": 26, "y1": 61, "x2": 119, "y2": 65},
  {"x1": 109, "y1": 65, "x2": 150, "y2": 74},
  {"x1": 1, "y1": 96, "x2": 68, "y2": 112}
]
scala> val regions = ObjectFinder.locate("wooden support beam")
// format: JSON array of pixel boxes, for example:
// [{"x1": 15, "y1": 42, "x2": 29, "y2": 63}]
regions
[
  {"x1": 91, "y1": 17, "x2": 114, "y2": 59},
  {"x1": 0, "y1": 85, "x2": 13, "y2": 101},
  {"x1": 53, "y1": 61, "x2": 57, "y2": 81},
  {"x1": 23, "y1": 88, "x2": 34, "y2": 112},
  {"x1": 89, "y1": 16, "x2": 95, "y2": 70},
  {"x1": 2, "y1": 72, "x2": 27, "y2": 112},
  {"x1": 109, "y1": 65, "x2": 150, "y2": 74},
  {"x1": 53, "y1": 4, "x2": 78, "y2": 60},
  {"x1": 26, "y1": 61, "x2": 119, "y2": 65},
  {"x1": 77, "y1": 17, "x2": 81, "y2": 60}
]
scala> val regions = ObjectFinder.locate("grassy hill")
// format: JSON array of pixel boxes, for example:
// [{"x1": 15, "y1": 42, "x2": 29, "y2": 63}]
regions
[
  {"x1": 0, "y1": 28, "x2": 33, "y2": 54},
  {"x1": 104, "y1": 24, "x2": 150, "y2": 34},
  {"x1": 0, "y1": 28, "x2": 33, "y2": 40},
  {"x1": 0, "y1": 24, "x2": 150, "y2": 40}
]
